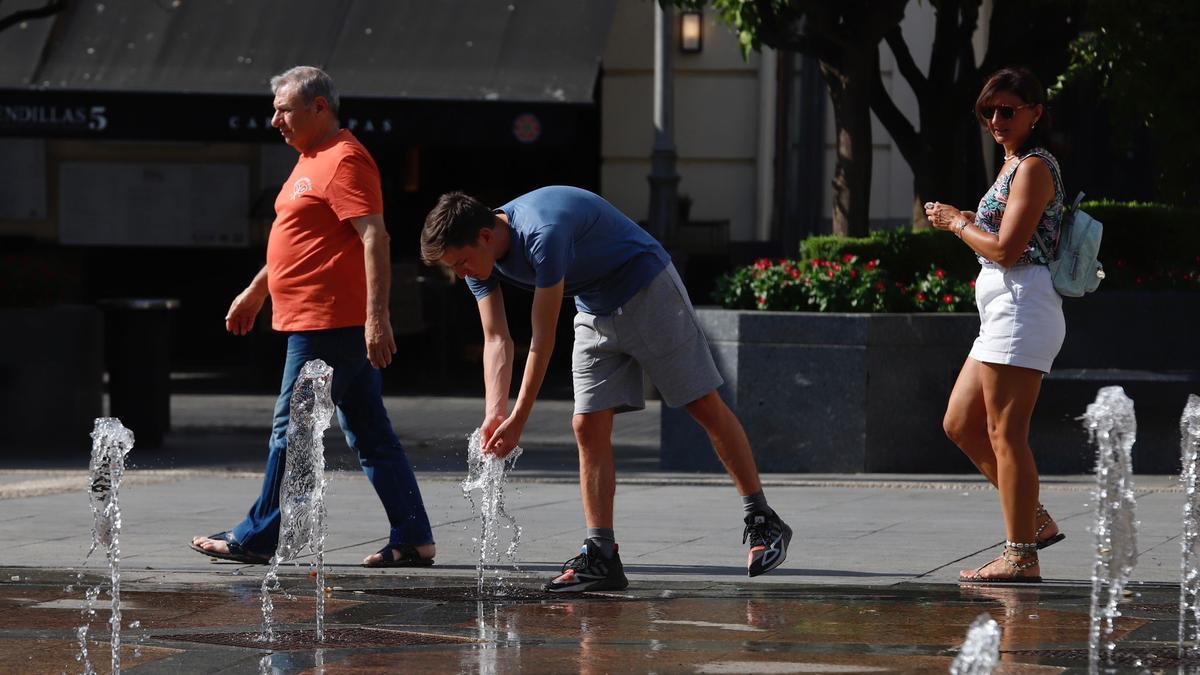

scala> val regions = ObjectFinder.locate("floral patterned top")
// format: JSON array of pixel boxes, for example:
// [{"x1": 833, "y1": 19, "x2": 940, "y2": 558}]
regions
[{"x1": 972, "y1": 147, "x2": 1064, "y2": 266}]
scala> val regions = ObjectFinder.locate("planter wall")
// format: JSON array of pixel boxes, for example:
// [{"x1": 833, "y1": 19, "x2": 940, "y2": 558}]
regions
[
  {"x1": 1037, "y1": 291, "x2": 1200, "y2": 474},
  {"x1": 0, "y1": 305, "x2": 104, "y2": 449},
  {"x1": 661, "y1": 310, "x2": 980, "y2": 473},
  {"x1": 663, "y1": 292, "x2": 1200, "y2": 474}
]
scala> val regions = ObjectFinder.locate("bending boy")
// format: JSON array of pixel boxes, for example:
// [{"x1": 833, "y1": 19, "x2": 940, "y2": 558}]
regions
[{"x1": 420, "y1": 186, "x2": 790, "y2": 592}]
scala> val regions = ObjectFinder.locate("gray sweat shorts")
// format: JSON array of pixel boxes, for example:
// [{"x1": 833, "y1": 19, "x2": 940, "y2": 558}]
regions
[{"x1": 572, "y1": 264, "x2": 723, "y2": 414}]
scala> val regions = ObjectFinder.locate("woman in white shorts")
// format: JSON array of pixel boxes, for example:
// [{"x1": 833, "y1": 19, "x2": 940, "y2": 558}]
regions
[{"x1": 924, "y1": 67, "x2": 1067, "y2": 584}]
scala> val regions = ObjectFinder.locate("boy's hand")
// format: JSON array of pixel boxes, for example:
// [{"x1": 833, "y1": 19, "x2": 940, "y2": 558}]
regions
[
  {"x1": 483, "y1": 415, "x2": 525, "y2": 459},
  {"x1": 480, "y1": 414, "x2": 505, "y2": 447}
]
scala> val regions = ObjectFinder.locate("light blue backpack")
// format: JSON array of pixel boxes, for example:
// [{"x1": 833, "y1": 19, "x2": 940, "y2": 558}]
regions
[{"x1": 1034, "y1": 192, "x2": 1105, "y2": 297}]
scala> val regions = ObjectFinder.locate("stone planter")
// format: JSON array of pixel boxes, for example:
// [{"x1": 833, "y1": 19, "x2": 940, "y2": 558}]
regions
[
  {"x1": 0, "y1": 305, "x2": 104, "y2": 449},
  {"x1": 1036, "y1": 291, "x2": 1200, "y2": 474},
  {"x1": 662, "y1": 292, "x2": 1200, "y2": 474},
  {"x1": 661, "y1": 309, "x2": 980, "y2": 473}
]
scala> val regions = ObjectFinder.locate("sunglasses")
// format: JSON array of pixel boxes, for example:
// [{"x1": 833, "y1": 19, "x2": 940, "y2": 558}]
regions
[{"x1": 980, "y1": 103, "x2": 1032, "y2": 121}]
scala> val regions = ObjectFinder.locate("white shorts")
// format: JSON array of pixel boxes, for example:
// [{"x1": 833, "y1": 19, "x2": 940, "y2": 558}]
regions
[{"x1": 969, "y1": 263, "x2": 1065, "y2": 374}]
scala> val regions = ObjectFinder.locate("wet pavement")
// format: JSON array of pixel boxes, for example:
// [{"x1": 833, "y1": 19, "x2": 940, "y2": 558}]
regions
[
  {"x1": 5, "y1": 394, "x2": 1197, "y2": 672},
  {"x1": 2, "y1": 567, "x2": 1194, "y2": 673}
]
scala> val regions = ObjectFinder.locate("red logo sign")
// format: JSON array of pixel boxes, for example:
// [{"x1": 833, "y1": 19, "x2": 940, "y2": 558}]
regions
[{"x1": 512, "y1": 113, "x2": 541, "y2": 144}]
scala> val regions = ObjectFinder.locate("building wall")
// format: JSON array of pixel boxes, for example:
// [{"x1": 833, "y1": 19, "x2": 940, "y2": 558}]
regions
[
  {"x1": 600, "y1": 0, "x2": 766, "y2": 242},
  {"x1": 601, "y1": 1, "x2": 962, "y2": 240}
]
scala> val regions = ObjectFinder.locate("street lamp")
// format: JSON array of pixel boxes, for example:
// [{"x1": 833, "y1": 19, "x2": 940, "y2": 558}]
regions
[{"x1": 679, "y1": 10, "x2": 702, "y2": 54}]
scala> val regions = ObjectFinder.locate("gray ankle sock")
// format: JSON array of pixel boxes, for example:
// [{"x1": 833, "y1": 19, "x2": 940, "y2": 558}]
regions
[
  {"x1": 742, "y1": 490, "x2": 771, "y2": 517},
  {"x1": 586, "y1": 528, "x2": 616, "y2": 559}
]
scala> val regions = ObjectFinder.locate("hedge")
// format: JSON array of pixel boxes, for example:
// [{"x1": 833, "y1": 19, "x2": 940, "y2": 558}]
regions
[{"x1": 797, "y1": 201, "x2": 1199, "y2": 292}]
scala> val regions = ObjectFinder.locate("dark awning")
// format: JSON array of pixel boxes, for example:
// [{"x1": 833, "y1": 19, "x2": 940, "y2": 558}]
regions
[{"x1": 0, "y1": 0, "x2": 614, "y2": 104}]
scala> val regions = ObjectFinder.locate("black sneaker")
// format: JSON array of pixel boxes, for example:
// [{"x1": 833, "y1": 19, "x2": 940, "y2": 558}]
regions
[
  {"x1": 744, "y1": 511, "x2": 792, "y2": 577},
  {"x1": 543, "y1": 540, "x2": 629, "y2": 593}
]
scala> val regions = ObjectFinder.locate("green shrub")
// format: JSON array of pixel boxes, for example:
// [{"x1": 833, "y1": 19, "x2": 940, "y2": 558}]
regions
[
  {"x1": 799, "y1": 228, "x2": 979, "y2": 283},
  {"x1": 1082, "y1": 201, "x2": 1200, "y2": 290},
  {"x1": 796, "y1": 201, "x2": 1200, "y2": 293},
  {"x1": 713, "y1": 202, "x2": 1198, "y2": 312}
]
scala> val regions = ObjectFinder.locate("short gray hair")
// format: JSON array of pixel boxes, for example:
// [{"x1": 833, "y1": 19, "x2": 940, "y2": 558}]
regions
[{"x1": 270, "y1": 66, "x2": 339, "y2": 117}]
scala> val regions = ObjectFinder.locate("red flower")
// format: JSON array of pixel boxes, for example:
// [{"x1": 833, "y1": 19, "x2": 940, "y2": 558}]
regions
[
  {"x1": 777, "y1": 258, "x2": 788, "y2": 266},
  {"x1": 866, "y1": 259, "x2": 879, "y2": 270},
  {"x1": 756, "y1": 295, "x2": 767, "y2": 305},
  {"x1": 873, "y1": 281, "x2": 886, "y2": 292},
  {"x1": 935, "y1": 268, "x2": 946, "y2": 280},
  {"x1": 755, "y1": 258, "x2": 771, "y2": 270},
  {"x1": 827, "y1": 270, "x2": 835, "y2": 279},
  {"x1": 850, "y1": 269, "x2": 859, "y2": 279},
  {"x1": 832, "y1": 263, "x2": 842, "y2": 272},
  {"x1": 942, "y1": 294, "x2": 954, "y2": 305},
  {"x1": 790, "y1": 268, "x2": 801, "y2": 279},
  {"x1": 842, "y1": 253, "x2": 855, "y2": 263},
  {"x1": 969, "y1": 279, "x2": 976, "y2": 289},
  {"x1": 916, "y1": 292, "x2": 927, "y2": 302}
]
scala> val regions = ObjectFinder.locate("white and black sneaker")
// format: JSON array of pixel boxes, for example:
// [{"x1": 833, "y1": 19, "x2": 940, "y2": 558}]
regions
[
  {"x1": 744, "y1": 511, "x2": 792, "y2": 577},
  {"x1": 544, "y1": 540, "x2": 629, "y2": 593}
]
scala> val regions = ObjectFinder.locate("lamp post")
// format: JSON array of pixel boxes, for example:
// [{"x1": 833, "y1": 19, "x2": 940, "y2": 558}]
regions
[{"x1": 647, "y1": 2, "x2": 679, "y2": 244}]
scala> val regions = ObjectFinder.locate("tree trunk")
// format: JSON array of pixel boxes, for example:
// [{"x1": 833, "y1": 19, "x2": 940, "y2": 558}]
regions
[{"x1": 820, "y1": 49, "x2": 875, "y2": 238}]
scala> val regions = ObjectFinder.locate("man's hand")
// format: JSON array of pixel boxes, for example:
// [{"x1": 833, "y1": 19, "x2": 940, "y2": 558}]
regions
[
  {"x1": 225, "y1": 287, "x2": 266, "y2": 335},
  {"x1": 483, "y1": 414, "x2": 525, "y2": 459},
  {"x1": 365, "y1": 314, "x2": 396, "y2": 369}
]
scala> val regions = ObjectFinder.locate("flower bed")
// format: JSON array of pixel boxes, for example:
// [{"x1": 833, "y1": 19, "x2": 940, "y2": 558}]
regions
[{"x1": 713, "y1": 254, "x2": 975, "y2": 313}]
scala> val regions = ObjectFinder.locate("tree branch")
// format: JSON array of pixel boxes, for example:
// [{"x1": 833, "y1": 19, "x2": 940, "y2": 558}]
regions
[
  {"x1": 0, "y1": 0, "x2": 66, "y2": 34},
  {"x1": 870, "y1": 46, "x2": 921, "y2": 168},
  {"x1": 884, "y1": 26, "x2": 927, "y2": 98}
]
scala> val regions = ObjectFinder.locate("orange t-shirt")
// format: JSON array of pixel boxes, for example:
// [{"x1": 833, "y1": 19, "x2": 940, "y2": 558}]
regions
[{"x1": 266, "y1": 130, "x2": 382, "y2": 332}]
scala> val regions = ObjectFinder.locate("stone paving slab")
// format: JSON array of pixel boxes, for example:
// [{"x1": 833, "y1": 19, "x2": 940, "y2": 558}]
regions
[{"x1": 0, "y1": 470, "x2": 1188, "y2": 588}]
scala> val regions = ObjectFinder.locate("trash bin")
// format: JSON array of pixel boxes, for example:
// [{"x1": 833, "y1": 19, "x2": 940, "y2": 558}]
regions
[{"x1": 100, "y1": 298, "x2": 179, "y2": 448}]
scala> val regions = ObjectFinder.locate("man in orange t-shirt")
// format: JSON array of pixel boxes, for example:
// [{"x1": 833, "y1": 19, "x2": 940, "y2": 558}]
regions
[{"x1": 190, "y1": 66, "x2": 434, "y2": 568}]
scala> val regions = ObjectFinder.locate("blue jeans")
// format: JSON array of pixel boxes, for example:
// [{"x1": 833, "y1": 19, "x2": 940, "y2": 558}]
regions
[{"x1": 231, "y1": 326, "x2": 434, "y2": 556}]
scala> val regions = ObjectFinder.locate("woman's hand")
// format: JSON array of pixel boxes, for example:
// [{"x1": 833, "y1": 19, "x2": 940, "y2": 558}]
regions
[{"x1": 923, "y1": 201, "x2": 965, "y2": 231}]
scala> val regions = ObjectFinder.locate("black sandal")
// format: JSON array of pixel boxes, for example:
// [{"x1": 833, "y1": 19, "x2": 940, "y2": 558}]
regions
[
  {"x1": 1035, "y1": 504, "x2": 1066, "y2": 550},
  {"x1": 362, "y1": 543, "x2": 435, "y2": 568},
  {"x1": 958, "y1": 541, "x2": 1042, "y2": 584},
  {"x1": 189, "y1": 531, "x2": 271, "y2": 565}
]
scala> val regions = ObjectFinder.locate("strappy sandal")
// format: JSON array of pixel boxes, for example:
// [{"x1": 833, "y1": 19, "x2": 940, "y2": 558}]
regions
[
  {"x1": 958, "y1": 541, "x2": 1042, "y2": 584},
  {"x1": 361, "y1": 544, "x2": 435, "y2": 568},
  {"x1": 1035, "y1": 504, "x2": 1066, "y2": 550},
  {"x1": 188, "y1": 531, "x2": 271, "y2": 564}
]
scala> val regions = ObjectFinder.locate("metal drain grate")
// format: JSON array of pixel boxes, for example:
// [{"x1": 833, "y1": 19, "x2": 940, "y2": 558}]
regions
[
  {"x1": 360, "y1": 586, "x2": 559, "y2": 602},
  {"x1": 1005, "y1": 646, "x2": 1200, "y2": 667},
  {"x1": 1119, "y1": 602, "x2": 1179, "y2": 613},
  {"x1": 155, "y1": 627, "x2": 473, "y2": 650}
]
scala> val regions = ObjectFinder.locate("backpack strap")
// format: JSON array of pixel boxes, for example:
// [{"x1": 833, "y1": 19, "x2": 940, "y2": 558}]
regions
[{"x1": 1033, "y1": 190, "x2": 1085, "y2": 260}]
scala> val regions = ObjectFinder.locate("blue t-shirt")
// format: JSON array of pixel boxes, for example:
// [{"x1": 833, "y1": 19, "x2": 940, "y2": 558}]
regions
[{"x1": 466, "y1": 186, "x2": 670, "y2": 315}]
